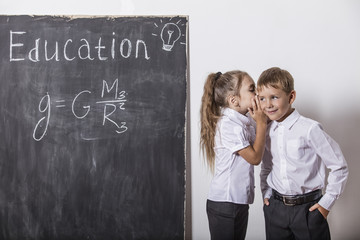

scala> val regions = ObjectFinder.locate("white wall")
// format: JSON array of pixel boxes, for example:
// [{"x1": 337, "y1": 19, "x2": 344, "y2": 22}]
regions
[{"x1": 2, "y1": 0, "x2": 360, "y2": 239}]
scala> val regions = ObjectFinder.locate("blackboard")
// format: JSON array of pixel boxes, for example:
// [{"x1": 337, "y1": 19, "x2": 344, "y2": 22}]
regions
[{"x1": 0, "y1": 15, "x2": 188, "y2": 240}]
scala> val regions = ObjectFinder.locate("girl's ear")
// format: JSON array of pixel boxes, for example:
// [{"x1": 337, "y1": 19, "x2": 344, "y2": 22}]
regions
[
  {"x1": 227, "y1": 95, "x2": 238, "y2": 108},
  {"x1": 289, "y1": 90, "x2": 296, "y2": 104},
  {"x1": 227, "y1": 95, "x2": 234, "y2": 105},
  {"x1": 231, "y1": 97, "x2": 237, "y2": 104}
]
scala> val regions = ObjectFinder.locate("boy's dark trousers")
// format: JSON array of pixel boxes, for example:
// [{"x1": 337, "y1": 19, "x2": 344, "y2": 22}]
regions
[
  {"x1": 207, "y1": 200, "x2": 249, "y2": 240},
  {"x1": 263, "y1": 191, "x2": 331, "y2": 240}
]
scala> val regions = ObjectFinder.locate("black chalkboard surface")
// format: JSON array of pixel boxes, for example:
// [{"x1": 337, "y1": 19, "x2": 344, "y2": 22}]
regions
[{"x1": 0, "y1": 15, "x2": 188, "y2": 240}]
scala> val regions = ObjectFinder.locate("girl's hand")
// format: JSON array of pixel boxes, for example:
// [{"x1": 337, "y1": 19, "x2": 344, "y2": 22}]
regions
[
  {"x1": 309, "y1": 203, "x2": 329, "y2": 219},
  {"x1": 239, "y1": 95, "x2": 268, "y2": 165},
  {"x1": 248, "y1": 96, "x2": 268, "y2": 124},
  {"x1": 264, "y1": 198, "x2": 270, "y2": 206}
]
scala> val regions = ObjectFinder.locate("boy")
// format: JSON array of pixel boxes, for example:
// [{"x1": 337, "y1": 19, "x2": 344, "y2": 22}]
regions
[{"x1": 257, "y1": 67, "x2": 348, "y2": 240}]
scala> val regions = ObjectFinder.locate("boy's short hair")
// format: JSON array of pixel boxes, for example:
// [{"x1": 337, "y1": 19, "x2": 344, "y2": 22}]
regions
[{"x1": 257, "y1": 67, "x2": 294, "y2": 94}]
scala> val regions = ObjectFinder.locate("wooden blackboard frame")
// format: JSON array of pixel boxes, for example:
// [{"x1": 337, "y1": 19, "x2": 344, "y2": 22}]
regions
[{"x1": 0, "y1": 15, "x2": 189, "y2": 240}]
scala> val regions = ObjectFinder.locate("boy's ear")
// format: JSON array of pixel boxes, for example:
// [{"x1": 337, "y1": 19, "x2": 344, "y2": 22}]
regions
[{"x1": 289, "y1": 90, "x2": 296, "y2": 104}]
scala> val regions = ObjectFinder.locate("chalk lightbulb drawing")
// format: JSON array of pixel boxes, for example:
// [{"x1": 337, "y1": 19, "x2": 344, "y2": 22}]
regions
[
  {"x1": 161, "y1": 23, "x2": 181, "y2": 51},
  {"x1": 152, "y1": 18, "x2": 186, "y2": 52}
]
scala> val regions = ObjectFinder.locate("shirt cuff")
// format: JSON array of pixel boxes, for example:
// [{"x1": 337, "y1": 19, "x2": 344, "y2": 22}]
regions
[
  {"x1": 263, "y1": 188, "x2": 272, "y2": 200},
  {"x1": 231, "y1": 142, "x2": 249, "y2": 154},
  {"x1": 318, "y1": 193, "x2": 336, "y2": 211}
]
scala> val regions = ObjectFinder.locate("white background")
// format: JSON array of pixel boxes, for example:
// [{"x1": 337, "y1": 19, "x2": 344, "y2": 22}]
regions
[{"x1": 1, "y1": 0, "x2": 360, "y2": 239}]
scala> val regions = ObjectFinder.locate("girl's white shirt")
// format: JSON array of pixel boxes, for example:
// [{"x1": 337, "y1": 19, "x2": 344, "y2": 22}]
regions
[{"x1": 208, "y1": 107, "x2": 256, "y2": 204}]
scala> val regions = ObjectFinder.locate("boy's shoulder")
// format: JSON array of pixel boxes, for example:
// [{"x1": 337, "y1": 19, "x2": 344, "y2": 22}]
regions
[
  {"x1": 290, "y1": 113, "x2": 325, "y2": 138},
  {"x1": 296, "y1": 114, "x2": 321, "y2": 128}
]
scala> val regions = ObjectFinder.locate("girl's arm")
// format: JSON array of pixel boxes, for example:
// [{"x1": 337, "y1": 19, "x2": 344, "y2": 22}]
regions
[{"x1": 237, "y1": 96, "x2": 267, "y2": 165}]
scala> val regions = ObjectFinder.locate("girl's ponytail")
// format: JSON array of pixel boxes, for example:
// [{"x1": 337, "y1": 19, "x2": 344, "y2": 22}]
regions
[
  {"x1": 200, "y1": 70, "x2": 249, "y2": 172},
  {"x1": 200, "y1": 72, "x2": 222, "y2": 172}
]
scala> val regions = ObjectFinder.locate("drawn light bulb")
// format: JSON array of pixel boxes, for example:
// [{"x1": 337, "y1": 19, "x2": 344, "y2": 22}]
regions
[{"x1": 160, "y1": 23, "x2": 181, "y2": 51}]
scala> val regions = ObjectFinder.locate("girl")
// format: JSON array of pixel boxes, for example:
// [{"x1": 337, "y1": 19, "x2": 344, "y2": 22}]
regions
[{"x1": 200, "y1": 70, "x2": 267, "y2": 240}]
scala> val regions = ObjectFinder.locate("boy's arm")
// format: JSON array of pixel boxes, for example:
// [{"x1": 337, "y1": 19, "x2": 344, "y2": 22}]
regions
[
  {"x1": 260, "y1": 147, "x2": 273, "y2": 201},
  {"x1": 308, "y1": 123, "x2": 349, "y2": 211}
]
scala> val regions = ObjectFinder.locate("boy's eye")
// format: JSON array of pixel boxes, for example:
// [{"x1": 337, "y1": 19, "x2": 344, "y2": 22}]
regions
[{"x1": 271, "y1": 96, "x2": 278, "y2": 100}]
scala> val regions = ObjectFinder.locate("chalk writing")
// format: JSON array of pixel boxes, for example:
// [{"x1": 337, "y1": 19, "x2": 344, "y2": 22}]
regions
[
  {"x1": 9, "y1": 31, "x2": 150, "y2": 62},
  {"x1": 33, "y1": 78, "x2": 127, "y2": 141},
  {"x1": 32, "y1": 94, "x2": 51, "y2": 141}
]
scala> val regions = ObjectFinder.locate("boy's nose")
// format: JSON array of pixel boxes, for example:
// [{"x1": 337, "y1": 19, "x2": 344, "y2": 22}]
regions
[{"x1": 265, "y1": 100, "x2": 273, "y2": 108}]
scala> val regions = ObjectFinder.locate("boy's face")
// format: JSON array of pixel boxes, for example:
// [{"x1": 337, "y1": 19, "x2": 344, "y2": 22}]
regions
[{"x1": 257, "y1": 85, "x2": 296, "y2": 122}]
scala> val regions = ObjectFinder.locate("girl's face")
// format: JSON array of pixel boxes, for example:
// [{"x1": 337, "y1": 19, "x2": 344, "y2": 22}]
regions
[
  {"x1": 233, "y1": 77, "x2": 256, "y2": 115},
  {"x1": 257, "y1": 85, "x2": 295, "y2": 122}
]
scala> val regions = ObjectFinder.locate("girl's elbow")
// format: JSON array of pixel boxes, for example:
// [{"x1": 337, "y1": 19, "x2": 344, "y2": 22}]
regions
[
  {"x1": 252, "y1": 157, "x2": 261, "y2": 166},
  {"x1": 253, "y1": 160, "x2": 261, "y2": 166}
]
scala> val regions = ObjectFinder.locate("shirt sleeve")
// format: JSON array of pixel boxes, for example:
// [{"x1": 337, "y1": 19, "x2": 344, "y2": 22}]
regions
[
  {"x1": 221, "y1": 124, "x2": 250, "y2": 154},
  {"x1": 260, "y1": 146, "x2": 273, "y2": 200},
  {"x1": 308, "y1": 123, "x2": 349, "y2": 210}
]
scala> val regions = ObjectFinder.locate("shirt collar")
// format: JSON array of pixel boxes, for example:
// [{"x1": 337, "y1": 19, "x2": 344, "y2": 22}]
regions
[
  {"x1": 270, "y1": 109, "x2": 300, "y2": 131},
  {"x1": 222, "y1": 108, "x2": 251, "y2": 127}
]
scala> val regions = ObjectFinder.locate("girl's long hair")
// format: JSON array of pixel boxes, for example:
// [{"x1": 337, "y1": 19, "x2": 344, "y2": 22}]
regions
[{"x1": 200, "y1": 70, "x2": 249, "y2": 172}]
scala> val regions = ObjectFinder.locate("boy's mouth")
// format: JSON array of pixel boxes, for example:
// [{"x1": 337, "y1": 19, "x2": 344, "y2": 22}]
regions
[{"x1": 266, "y1": 109, "x2": 278, "y2": 115}]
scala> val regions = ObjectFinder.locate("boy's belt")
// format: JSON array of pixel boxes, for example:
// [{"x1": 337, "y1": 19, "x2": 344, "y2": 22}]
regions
[{"x1": 272, "y1": 189, "x2": 322, "y2": 206}]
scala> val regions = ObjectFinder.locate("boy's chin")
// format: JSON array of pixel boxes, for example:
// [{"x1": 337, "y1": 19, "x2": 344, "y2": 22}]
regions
[{"x1": 265, "y1": 115, "x2": 277, "y2": 121}]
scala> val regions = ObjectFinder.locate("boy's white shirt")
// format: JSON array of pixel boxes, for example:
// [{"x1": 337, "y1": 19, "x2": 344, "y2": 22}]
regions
[{"x1": 260, "y1": 109, "x2": 348, "y2": 210}]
